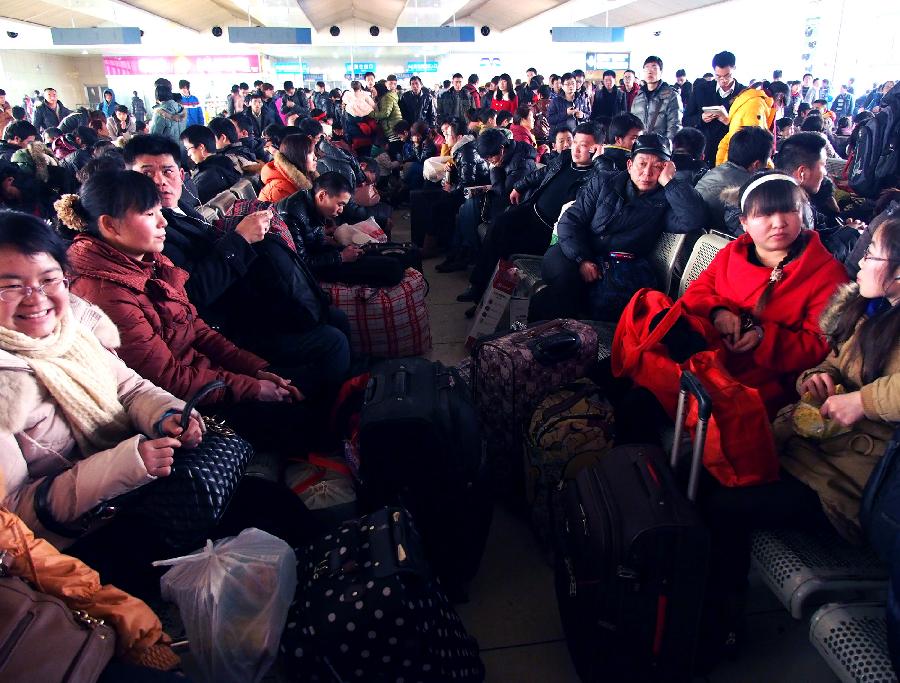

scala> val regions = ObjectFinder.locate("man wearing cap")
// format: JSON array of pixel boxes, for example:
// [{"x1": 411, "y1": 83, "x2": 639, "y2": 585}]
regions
[{"x1": 540, "y1": 133, "x2": 708, "y2": 319}]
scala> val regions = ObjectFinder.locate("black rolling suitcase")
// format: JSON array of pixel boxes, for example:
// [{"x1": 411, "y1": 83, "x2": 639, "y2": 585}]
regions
[
  {"x1": 555, "y1": 371, "x2": 712, "y2": 683},
  {"x1": 357, "y1": 358, "x2": 492, "y2": 593}
]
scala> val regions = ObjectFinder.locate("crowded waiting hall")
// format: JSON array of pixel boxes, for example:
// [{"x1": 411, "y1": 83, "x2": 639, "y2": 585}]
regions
[{"x1": 0, "y1": 0, "x2": 898, "y2": 680}]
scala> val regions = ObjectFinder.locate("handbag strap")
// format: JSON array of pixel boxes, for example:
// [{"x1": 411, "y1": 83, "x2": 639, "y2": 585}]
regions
[
  {"x1": 288, "y1": 453, "x2": 353, "y2": 495},
  {"x1": 634, "y1": 298, "x2": 686, "y2": 353},
  {"x1": 179, "y1": 380, "x2": 226, "y2": 429}
]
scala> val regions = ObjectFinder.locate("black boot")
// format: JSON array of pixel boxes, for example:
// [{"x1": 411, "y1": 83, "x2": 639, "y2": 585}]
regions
[{"x1": 456, "y1": 284, "x2": 480, "y2": 302}]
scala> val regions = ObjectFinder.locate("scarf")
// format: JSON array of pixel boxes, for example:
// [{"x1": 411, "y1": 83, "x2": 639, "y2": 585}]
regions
[{"x1": 0, "y1": 309, "x2": 132, "y2": 454}]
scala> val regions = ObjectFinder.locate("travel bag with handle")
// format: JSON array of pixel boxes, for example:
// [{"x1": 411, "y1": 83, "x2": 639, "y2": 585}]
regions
[
  {"x1": 281, "y1": 507, "x2": 485, "y2": 682},
  {"x1": 555, "y1": 370, "x2": 711, "y2": 683},
  {"x1": 357, "y1": 358, "x2": 491, "y2": 594},
  {"x1": 471, "y1": 318, "x2": 599, "y2": 505},
  {"x1": 0, "y1": 549, "x2": 116, "y2": 683},
  {"x1": 362, "y1": 241, "x2": 424, "y2": 273},
  {"x1": 524, "y1": 378, "x2": 615, "y2": 559}
]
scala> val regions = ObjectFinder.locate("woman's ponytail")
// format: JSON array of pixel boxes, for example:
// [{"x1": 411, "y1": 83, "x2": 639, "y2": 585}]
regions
[{"x1": 53, "y1": 194, "x2": 91, "y2": 232}]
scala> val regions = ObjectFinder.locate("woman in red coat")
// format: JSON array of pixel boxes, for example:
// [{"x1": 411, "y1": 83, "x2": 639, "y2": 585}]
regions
[
  {"x1": 490, "y1": 73, "x2": 518, "y2": 114},
  {"x1": 58, "y1": 170, "x2": 322, "y2": 456},
  {"x1": 680, "y1": 174, "x2": 850, "y2": 414}
]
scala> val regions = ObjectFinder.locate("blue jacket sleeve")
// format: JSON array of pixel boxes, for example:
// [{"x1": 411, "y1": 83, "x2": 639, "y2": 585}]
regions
[
  {"x1": 557, "y1": 174, "x2": 601, "y2": 264},
  {"x1": 663, "y1": 179, "x2": 709, "y2": 234},
  {"x1": 547, "y1": 97, "x2": 570, "y2": 128}
]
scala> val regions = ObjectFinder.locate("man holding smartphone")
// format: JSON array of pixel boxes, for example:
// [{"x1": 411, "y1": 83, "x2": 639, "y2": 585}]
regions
[{"x1": 548, "y1": 72, "x2": 591, "y2": 133}]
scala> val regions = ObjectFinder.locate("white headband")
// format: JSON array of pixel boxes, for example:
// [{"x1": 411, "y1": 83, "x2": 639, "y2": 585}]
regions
[{"x1": 740, "y1": 174, "x2": 798, "y2": 212}]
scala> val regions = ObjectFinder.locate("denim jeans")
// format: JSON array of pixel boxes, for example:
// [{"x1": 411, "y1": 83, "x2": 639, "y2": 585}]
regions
[{"x1": 451, "y1": 195, "x2": 484, "y2": 252}]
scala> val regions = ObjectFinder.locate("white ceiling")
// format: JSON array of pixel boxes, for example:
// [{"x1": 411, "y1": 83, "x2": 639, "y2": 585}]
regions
[{"x1": 581, "y1": 0, "x2": 729, "y2": 27}]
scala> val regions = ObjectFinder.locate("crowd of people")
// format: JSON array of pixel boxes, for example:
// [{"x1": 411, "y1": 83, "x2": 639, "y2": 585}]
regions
[{"x1": 0, "y1": 49, "x2": 898, "y2": 681}]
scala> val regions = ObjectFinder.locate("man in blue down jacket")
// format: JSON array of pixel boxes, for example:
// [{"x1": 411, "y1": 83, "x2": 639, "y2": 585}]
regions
[{"x1": 541, "y1": 133, "x2": 708, "y2": 319}]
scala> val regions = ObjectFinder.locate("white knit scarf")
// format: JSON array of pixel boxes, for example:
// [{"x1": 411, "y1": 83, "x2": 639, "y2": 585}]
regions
[{"x1": 0, "y1": 309, "x2": 132, "y2": 453}]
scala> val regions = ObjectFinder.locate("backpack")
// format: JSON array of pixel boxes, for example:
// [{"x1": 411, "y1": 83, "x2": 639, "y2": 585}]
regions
[{"x1": 849, "y1": 83, "x2": 900, "y2": 197}]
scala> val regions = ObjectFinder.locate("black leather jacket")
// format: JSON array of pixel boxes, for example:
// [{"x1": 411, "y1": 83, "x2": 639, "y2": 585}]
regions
[
  {"x1": 276, "y1": 190, "x2": 343, "y2": 272},
  {"x1": 448, "y1": 137, "x2": 490, "y2": 191},
  {"x1": 399, "y1": 89, "x2": 437, "y2": 127},
  {"x1": 316, "y1": 139, "x2": 366, "y2": 189}
]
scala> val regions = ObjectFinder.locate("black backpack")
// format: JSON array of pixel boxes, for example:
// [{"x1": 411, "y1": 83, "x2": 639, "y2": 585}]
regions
[{"x1": 850, "y1": 83, "x2": 900, "y2": 197}]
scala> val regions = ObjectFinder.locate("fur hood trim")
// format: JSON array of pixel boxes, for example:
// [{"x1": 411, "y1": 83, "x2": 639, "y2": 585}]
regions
[
  {"x1": 819, "y1": 282, "x2": 860, "y2": 340},
  {"x1": 719, "y1": 185, "x2": 741, "y2": 207},
  {"x1": 451, "y1": 135, "x2": 475, "y2": 156},
  {"x1": 273, "y1": 152, "x2": 314, "y2": 191}
]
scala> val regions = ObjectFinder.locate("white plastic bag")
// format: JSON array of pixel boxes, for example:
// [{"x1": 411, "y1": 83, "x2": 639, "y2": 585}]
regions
[
  {"x1": 153, "y1": 528, "x2": 297, "y2": 683},
  {"x1": 423, "y1": 155, "x2": 452, "y2": 182},
  {"x1": 333, "y1": 216, "x2": 387, "y2": 246}
]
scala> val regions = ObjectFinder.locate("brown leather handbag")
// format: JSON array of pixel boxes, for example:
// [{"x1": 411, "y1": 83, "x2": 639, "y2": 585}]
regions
[{"x1": 0, "y1": 551, "x2": 116, "y2": 682}]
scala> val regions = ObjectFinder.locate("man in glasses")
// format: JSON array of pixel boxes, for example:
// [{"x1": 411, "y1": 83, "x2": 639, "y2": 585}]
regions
[{"x1": 683, "y1": 51, "x2": 746, "y2": 162}]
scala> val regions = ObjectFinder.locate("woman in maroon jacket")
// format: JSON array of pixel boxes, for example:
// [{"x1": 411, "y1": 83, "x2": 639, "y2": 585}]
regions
[{"x1": 58, "y1": 170, "x2": 320, "y2": 455}]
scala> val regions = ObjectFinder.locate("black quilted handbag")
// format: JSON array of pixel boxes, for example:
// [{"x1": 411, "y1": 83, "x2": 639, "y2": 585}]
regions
[
  {"x1": 133, "y1": 380, "x2": 254, "y2": 549},
  {"x1": 35, "y1": 380, "x2": 254, "y2": 551}
]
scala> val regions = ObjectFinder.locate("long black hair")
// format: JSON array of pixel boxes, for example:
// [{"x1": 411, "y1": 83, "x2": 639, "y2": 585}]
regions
[{"x1": 830, "y1": 218, "x2": 900, "y2": 384}]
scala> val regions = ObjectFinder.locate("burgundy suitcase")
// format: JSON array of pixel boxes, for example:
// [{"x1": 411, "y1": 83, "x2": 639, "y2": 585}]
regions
[{"x1": 471, "y1": 319, "x2": 598, "y2": 504}]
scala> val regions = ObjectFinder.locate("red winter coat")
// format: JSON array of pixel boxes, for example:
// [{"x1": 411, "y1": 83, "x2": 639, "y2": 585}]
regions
[
  {"x1": 490, "y1": 95, "x2": 518, "y2": 114},
  {"x1": 680, "y1": 231, "x2": 849, "y2": 413},
  {"x1": 68, "y1": 235, "x2": 268, "y2": 404}
]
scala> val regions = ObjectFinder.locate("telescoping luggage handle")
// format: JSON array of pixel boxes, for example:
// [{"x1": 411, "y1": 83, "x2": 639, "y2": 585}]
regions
[{"x1": 670, "y1": 370, "x2": 712, "y2": 502}]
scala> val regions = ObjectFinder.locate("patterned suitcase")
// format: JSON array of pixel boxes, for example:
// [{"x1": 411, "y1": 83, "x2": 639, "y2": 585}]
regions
[
  {"x1": 281, "y1": 507, "x2": 485, "y2": 683},
  {"x1": 524, "y1": 379, "x2": 615, "y2": 558},
  {"x1": 471, "y1": 319, "x2": 599, "y2": 505},
  {"x1": 321, "y1": 268, "x2": 432, "y2": 358}
]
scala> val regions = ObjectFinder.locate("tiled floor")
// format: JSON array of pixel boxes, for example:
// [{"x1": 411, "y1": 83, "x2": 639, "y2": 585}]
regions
[{"x1": 395, "y1": 212, "x2": 839, "y2": 683}]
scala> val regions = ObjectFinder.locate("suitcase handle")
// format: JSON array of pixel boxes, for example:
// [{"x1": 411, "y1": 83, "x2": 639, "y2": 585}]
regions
[{"x1": 670, "y1": 370, "x2": 712, "y2": 502}]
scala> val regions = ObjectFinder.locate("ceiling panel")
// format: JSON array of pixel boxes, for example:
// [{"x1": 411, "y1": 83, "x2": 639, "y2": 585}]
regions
[
  {"x1": 1, "y1": 0, "x2": 107, "y2": 28},
  {"x1": 443, "y1": 0, "x2": 567, "y2": 31},
  {"x1": 297, "y1": 0, "x2": 408, "y2": 31},
  {"x1": 121, "y1": 0, "x2": 253, "y2": 32},
  {"x1": 581, "y1": 0, "x2": 729, "y2": 27}
]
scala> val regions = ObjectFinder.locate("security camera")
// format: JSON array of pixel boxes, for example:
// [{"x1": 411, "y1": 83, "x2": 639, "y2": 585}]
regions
[
  {"x1": 139, "y1": 29, "x2": 144, "y2": 37},
  {"x1": 369, "y1": 26, "x2": 379, "y2": 37},
  {"x1": 330, "y1": 25, "x2": 340, "y2": 37},
  {"x1": 6, "y1": 31, "x2": 18, "y2": 39},
  {"x1": 211, "y1": 26, "x2": 223, "y2": 37},
  {"x1": 653, "y1": 30, "x2": 661, "y2": 36},
  {"x1": 480, "y1": 26, "x2": 490, "y2": 36}
]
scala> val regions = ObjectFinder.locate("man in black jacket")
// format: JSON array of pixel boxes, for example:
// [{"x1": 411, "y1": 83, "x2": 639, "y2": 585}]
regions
[
  {"x1": 683, "y1": 51, "x2": 745, "y2": 162},
  {"x1": 280, "y1": 81, "x2": 310, "y2": 120},
  {"x1": 276, "y1": 172, "x2": 403, "y2": 287},
  {"x1": 437, "y1": 127, "x2": 536, "y2": 273},
  {"x1": 238, "y1": 91, "x2": 279, "y2": 139},
  {"x1": 124, "y1": 134, "x2": 267, "y2": 319},
  {"x1": 0, "y1": 121, "x2": 37, "y2": 162},
  {"x1": 458, "y1": 122, "x2": 602, "y2": 304},
  {"x1": 399, "y1": 76, "x2": 436, "y2": 127},
  {"x1": 180, "y1": 125, "x2": 241, "y2": 203},
  {"x1": 596, "y1": 113, "x2": 643, "y2": 172},
  {"x1": 541, "y1": 133, "x2": 708, "y2": 319},
  {"x1": 590, "y1": 70, "x2": 627, "y2": 128},
  {"x1": 32, "y1": 87, "x2": 72, "y2": 133}
]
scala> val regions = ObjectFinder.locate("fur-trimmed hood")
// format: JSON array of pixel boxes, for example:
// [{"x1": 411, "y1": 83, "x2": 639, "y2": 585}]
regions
[
  {"x1": 0, "y1": 295, "x2": 120, "y2": 434},
  {"x1": 272, "y1": 151, "x2": 314, "y2": 191},
  {"x1": 10, "y1": 141, "x2": 59, "y2": 183},
  {"x1": 819, "y1": 282, "x2": 860, "y2": 343}
]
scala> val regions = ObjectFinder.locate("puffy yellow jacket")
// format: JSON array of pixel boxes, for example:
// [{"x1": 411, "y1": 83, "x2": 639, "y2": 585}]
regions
[{"x1": 715, "y1": 88, "x2": 776, "y2": 166}]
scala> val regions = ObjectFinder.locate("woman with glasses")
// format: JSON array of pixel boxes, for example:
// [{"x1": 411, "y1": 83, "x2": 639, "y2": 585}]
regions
[
  {"x1": 780, "y1": 217, "x2": 900, "y2": 541},
  {"x1": 0, "y1": 210, "x2": 200, "y2": 554}
]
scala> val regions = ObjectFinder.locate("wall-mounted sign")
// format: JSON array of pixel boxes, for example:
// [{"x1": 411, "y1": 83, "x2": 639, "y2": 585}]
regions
[
  {"x1": 407, "y1": 61, "x2": 439, "y2": 73},
  {"x1": 345, "y1": 62, "x2": 377, "y2": 75},
  {"x1": 273, "y1": 61, "x2": 309, "y2": 75},
  {"x1": 585, "y1": 52, "x2": 630, "y2": 71},
  {"x1": 104, "y1": 55, "x2": 260, "y2": 76}
]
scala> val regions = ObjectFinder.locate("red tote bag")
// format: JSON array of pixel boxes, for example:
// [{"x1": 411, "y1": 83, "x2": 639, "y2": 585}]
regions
[{"x1": 613, "y1": 289, "x2": 779, "y2": 487}]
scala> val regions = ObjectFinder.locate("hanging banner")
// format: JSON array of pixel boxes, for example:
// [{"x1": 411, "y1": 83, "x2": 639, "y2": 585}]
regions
[{"x1": 104, "y1": 55, "x2": 260, "y2": 76}]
